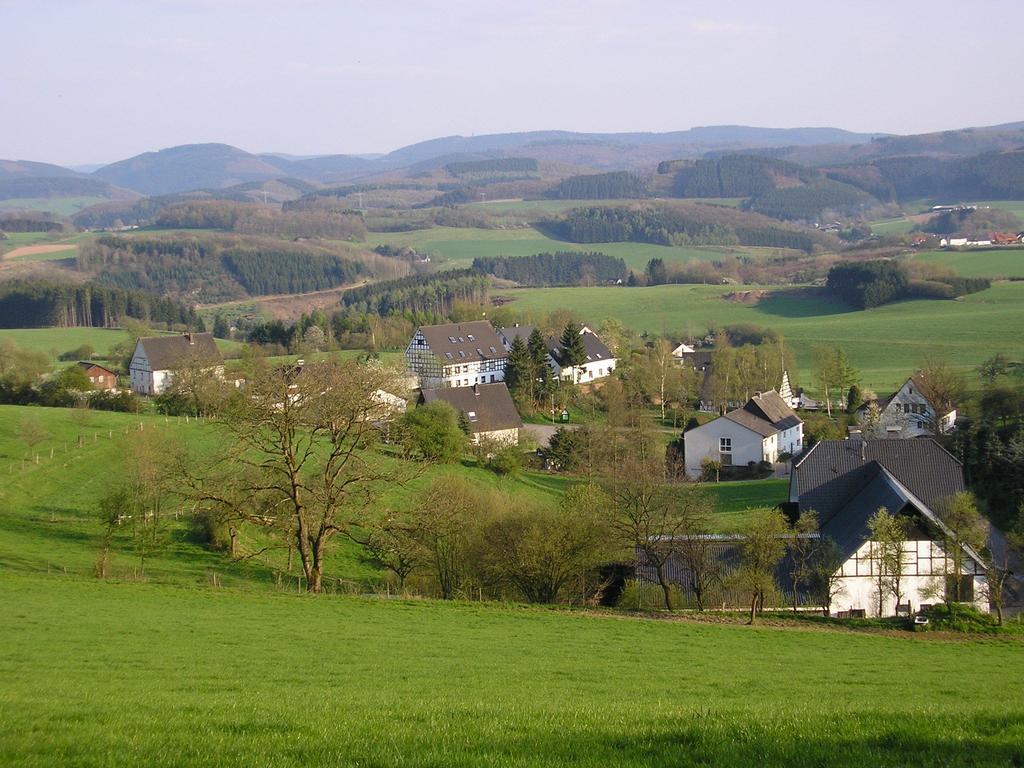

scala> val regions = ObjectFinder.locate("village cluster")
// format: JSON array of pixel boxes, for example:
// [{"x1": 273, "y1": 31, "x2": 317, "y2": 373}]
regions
[{"x1": 111, "y1": 320, "x2": 1003, "y2": 620}]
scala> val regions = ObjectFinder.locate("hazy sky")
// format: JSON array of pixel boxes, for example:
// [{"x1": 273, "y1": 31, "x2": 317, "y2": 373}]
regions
[{"x1": 2, "y1": 0, "x2": 1022, "y2": 165}]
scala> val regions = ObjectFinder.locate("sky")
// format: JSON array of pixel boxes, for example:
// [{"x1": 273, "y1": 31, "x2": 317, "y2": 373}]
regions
[{"x1": 2, "y1": 0, "x2": 1023, "y2": 166}]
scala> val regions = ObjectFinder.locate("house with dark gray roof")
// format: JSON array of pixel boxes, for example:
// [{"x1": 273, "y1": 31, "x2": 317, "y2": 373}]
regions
[
  {"x1": 790, "y1": 438, "x2": 988, "y2": 616},
  {"x1": 855, "y1": 374, "x2": 957, "y2": 439},
  {"x1": 129, "y1": 332, "x2": 222, "y2": 395},
  {"x1": 405, "y1": 320, "x2": 507, "y2": 389},
  {"x1": 544, "y1": 325, "x2": 616, "y2": 384},
  {"x1": 421, "y1": 382, "x2": 522, "y2": 445},
  {"x1": 684, "y1": 390, "x2": 803, "y2": 478}
]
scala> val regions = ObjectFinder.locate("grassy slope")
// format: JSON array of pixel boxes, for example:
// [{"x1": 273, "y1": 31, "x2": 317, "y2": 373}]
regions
[
  {"x1": 914, "y1": 248, "x2": 1024, "y2": 278},
  {"x1": 0, "y1": 327, "x2": 134, "y2": 358},
  {"x1": 363, "y1": 226, "x2": 791, "y2": 271},
  {"x1": 1, "y1": 575, "x2": 1022, "y2": 767},
  {"x1": 0, "y1": 195, "x2": 110, "y2": 216},
  {"x1": 0, "y1": 406, "x2": 785, "y2": 588},
  {"x1": 502, "y1": 282, "x2": 1024, "y2": 392}
]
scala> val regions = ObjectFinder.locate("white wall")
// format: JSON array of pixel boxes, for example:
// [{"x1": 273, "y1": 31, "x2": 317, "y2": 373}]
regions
[
  {"x1": 472, "y1": 427, "x2": 519, "y2": 446},
  {"x1": 777, "y1": 424, "x2": 803, "y2": 456},
  {"x1": 832, "y1": 538, "x2": 988, "y2": 617},
  {"x1": 684, "y1": 418, "x2": 766, "y2": 478}
]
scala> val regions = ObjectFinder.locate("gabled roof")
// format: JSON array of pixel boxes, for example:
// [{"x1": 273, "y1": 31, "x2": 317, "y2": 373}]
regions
[
  {"x1": 421, "y1": 382, "x2": 522, "y2": 434},
  {"x1": 416, "y1": 321, "x2": 506, "y2": 364},
  {"x1": 546, "y1": 329, "x2": 613, "y2": 366},
  {"x1": 907, "y1": 374, "x2": 955, "y2": 414},
  {"x1": 137, "y1": 333, "x2": 220, "y2": 371},
  {"x1": 743, "y1": 389, "x2": 801, "y2": 431},
  {"x1": 497, "y1": 325, "x2": 537, "y2": 346},
  {"x1": 77, "y1": 361, "x2": 118, "y2": 376},
  {"x1": 791, "y1": 438, "x2": 965, "y2": 527},
  {"x1": 722, "y1": 408, "x2": 778, "y2": 438}
]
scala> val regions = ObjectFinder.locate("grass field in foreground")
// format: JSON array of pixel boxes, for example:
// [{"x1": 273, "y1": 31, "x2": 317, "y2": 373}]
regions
[
  {"x1": 502, "y1": 281, "x2": 1024, "y2": 393},
  {"x1": 914, "y1": 248, "x2": 1024, "y2": 278},
  {"x1": 363, "y1": 226, "x2": 796, "y2": 271},
  {"x1": 1, "y1": 575, "x2": 1022, "y2": 767},
  {"x1": 0, "y1": 405, "x2": 783, "y2": 589}
]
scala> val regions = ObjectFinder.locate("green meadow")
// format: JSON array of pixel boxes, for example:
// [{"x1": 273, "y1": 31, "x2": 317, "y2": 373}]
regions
[
  {"x1": 1, "y1": 575, "x2": 1022, "y2": 768},
  {"x1": 0, "y1": 327, "x2": 134, "y2": 360},
  {"x1": 914, "y1": 248, "x2": 1024, "y2": 278},
  {"x1": 0, "y1": 195, "x2": 110, "y2": 216},
  {"x1": 363, "y1": 226, "x2": 791, "y2": 271},
  {"x1": 502, "y1": 281, "x2": 1024, "y2": 392}
]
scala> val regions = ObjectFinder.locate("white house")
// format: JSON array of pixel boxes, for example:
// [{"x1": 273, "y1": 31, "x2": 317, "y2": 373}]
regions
[
  {"x1": 545, "y1": 326, "x2": 617, "y2": 384},
  {"x1": 405, "y1": 320, "x2": 507, "y2": 389},
  {"x1": 129, "y1": 332, "x2": 222, "y2": 396},
  {"x1": 499, "y1": 324, "x2": 617, "y2": 385},
  {"x1": 684, "y1": 390, "x2": 803, "y2": 478},
  {"x1": 420, "y1": 382, "x2": 522, "y2": 446},
  {"x1": 790, "y1": 438, "x2": 989, "y2": 616},
  {"x1": 857, "y1": 375, "x2": 957, "y2": 438},
  {"x1": 671, "y1": 341, "x2": 696, "y2": 358}
]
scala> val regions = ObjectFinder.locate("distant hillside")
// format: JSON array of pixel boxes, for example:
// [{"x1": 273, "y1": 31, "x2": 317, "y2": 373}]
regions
[
  {"x1": 93, "y1": 143, "x2": 295, "y2": 195},
  {"x1": 0, "y1": 176, "x2": 138, "y2": 203},
  {"x1": 0, "y1": 159, "x2": 80, "y2": 179}
]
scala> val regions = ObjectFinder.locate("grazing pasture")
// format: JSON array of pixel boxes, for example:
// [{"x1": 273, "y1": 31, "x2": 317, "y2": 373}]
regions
[
  {"x1": 1, "y1": 575, "x2": 1022, "y2": 768},
  {"x1": 0, "y1": 327, "x2": 134, "y2": 360},
  {"x1": 914, "y1": 248, "x2": 1024, "y2": 278},
  {"x1": 501, "y1": 281, "x2": 1024, "y2": 392}
]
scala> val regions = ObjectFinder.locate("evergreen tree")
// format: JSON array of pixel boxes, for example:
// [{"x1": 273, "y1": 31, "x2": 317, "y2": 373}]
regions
[
  {"x1": 213, "y1": 313, "x2": 230, "y2": 339},
  {"x1": 558, "y1": 322, "x2": 588, "y2": 382},
  {"x1": 504, "y1": 336, "x2": 531, "y2": 401}
]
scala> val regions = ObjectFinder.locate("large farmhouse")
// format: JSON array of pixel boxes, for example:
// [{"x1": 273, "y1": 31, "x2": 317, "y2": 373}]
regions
[
  {"x1": 790, "y1": 438, "x2": 988, "y2": 616},
  {"x1": 129, "y1": 332, "x2": 222, "y2": 396},
  {"x1": 856, "y1": 375, "x2": 957, "y2": 438},
  {"x1": 499, "y1": 324, "x2": 617, "y2": 385},
  {"x1": 421, "y1": 382, "x2": 522, "y2": 445},
  {"x1": 684, "y1": 390, "x2": 803, "y2": 478},
  {"x1": 406, "y1": 321, "x2": 507, "y2": 389}
]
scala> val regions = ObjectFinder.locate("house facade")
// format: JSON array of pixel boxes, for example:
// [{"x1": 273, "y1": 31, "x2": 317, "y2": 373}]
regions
[
  {"x1": 406, "y1": 321, "x2": 507, "y2": 389},
  {"x1": 129, "y1": 332, "x2": 222, "y2": 395},
  {"x1": 857, "y1": 375, "x2": 956, "y2": 438},
  {"x1": 790, "y1": 438, "x2": 988, "y2": 616},
  {"x1": 420, "y1": 382, "x2": 521, "y2": 445},
  {"x1": 684, "y1": 390, "x2": 802, "y2": 478},
  {"x1": 545, "y1": 326, "x2": 616, "y2": 384},
  {"x1": 77, "y1": 362, "x2": 119, "y2": 391}
]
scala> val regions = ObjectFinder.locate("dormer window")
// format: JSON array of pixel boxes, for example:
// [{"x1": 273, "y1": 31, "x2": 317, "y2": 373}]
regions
[
  {"x1": 445, "y1": 352, "x2": 454, "y2": 360},
  {"x1": 467, "y1": 411, "x2": 478, "y2": 422},
  {"x1": 448, "y1": 336, "x2": 457, "y2": 343},
  {"x1": 489, "y1": 346, "x2": 497, "y2": 354},
  {"x1": 467, "y1": 334, "x2": 475, "y2": 341},
  {"x1": 459, "y1": 350, "x2": 466, "y2": 358},
  {"x1": 458, "y1": 337, "x2": 465, "y2": 343},
  {"x1": 476, "y1": 348, "x2": 484, "y2": 356}
]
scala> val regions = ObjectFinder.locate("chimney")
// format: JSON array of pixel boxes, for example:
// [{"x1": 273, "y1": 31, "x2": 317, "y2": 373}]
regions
[{"x1": 185, "y1": 332, "x2": 194, "y2": 345}]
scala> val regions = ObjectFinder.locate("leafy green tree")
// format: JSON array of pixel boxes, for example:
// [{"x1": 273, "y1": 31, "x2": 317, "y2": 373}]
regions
[
  {"x1": 866, "y1": 507, "x2": 909, "y2": 616},
  {"x1": 734, "y1": 508, "x2": 788, "y2": 624},
  {"x1": 935, "y1": 492, "x2": 987, "y2": 604},
  {"x1": 400, "y1": 401, "x2": 465, "y2": 463}
]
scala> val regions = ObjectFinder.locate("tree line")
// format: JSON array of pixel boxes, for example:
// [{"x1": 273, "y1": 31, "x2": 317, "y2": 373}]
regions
[
  {"x1": 0, "y1": 279, "x2": 202, "y2": 329},
  {"x1": 472, "y1": 251, "x2": 627, "y2": 286},
  {"x1": 555, "y1": 171, "x2": 647, "y2": 200},
  {"x1": 549, "y1": 205, "x2": 820, "y2": 252},
  {"x1": 827, "y1": 260, "x2": 989, "y2": 309},
  {"x1": 78, "y1": 233, "x2": 371, "y2": 303},
  {"x1": 154, "y1": 200, "x2": 367, "y2": 241},
  {"x1": 446, "y1": 158, "x2": 538, "y2": 176},
  {"x1": 339, "y1": 269, "x2": 491, "y2": 317}
]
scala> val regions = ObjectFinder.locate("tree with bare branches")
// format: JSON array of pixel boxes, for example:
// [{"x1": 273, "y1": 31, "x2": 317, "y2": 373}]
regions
[{"x1": 183, "y1": 358, "x2": 414, "y2": 593}]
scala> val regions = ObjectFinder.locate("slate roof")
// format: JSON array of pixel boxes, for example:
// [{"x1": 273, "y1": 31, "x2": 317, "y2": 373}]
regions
[
  {"x1": 546, "y1": 330, "x2": 613, "y2": 366},
  {"x1": 790, "y1": 438, "x2": 966, "y2": 527},
  {"x1": 498, "y1": 325, "x2": 537, "y2": 347},
  {"x1": 421, "y1": 382, "x2": 522, "y2": 434},
  {"x1": 138, "y1": 333, "x2": 220, "y2": 371},
  {"x1": 743, "y1": 390, "x2": 802, "y2": 431},
  {"x1": 723, "y1": 408, "x2": 778, "y2": 437},
  {"x1": 417, "y1": 321, "x2": 506, "y2": 364}
]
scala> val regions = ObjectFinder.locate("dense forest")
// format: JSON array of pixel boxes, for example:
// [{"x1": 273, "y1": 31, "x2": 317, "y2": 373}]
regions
[
  {"x1": 916, "y1": 207, "x2": 1022, "y2": 236},
  {"x1": 0, "y1": 280, "x2": 202, "y2": 329},
  {"x1": 827, "y1": 260, "x2": 990, "y2": 308},
  {"x1": 555, "y1": 171, "x2": 647, "y2": 200},
  {"x1": 549, "y1": 204, "x2": 822, "y2": 252},
  {"x1": 446, "y1": 158, "x2": 538, "y2": 176},
  {"x1": 472, "y1": 252, "x2": 627, "y2": 286},
  {"x1": 154, "y1": 200, "x2": 367, "y2": 240},
  {"x1": 339, "y1": 269, "x2": 491, "y2": 317},
  {"x1": 0, "y1": 214, "x2": 65, "y2": 233},
  {"x1": 669, "y1": 155, "x2": 813, "y2": 198},
  {"x1": 744, "y1": 179, "x2": 876, "y2": 221},
  {"x1": 77, "y1": 233, "x2": 371, "y2": 302}
]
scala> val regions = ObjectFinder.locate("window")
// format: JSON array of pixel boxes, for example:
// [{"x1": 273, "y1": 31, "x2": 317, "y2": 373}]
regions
[
  {"x1": 458, "y1": 350, "x2": 466, "y2": 358},
  {"x1": 903, "y1": 404, "x2": 911, "y2": 414},
  {"x1": 458, "y1": 337, "x2": 465, "y2": 343},
  {"x1": 489, "y1": 346, "x2": 497, "y2": 354},
  {"x1": 476, "y1": 348, "x2": 484, "y2": 356},
  {"x1": 467, "y1": 334, "x2": 475, "y2": 342},
  {"x1": 448, "y1": 336, "x2": 457, "y2": 343},
  {"x1": 719, "y1": 437, "x2": 732, "y2": 453},
  {"x1": 467, "y1": 410, "x2": 478, "y2": 422},
  {"x1": 445, "y1": 352, "x2": 454, "y2": 360}
]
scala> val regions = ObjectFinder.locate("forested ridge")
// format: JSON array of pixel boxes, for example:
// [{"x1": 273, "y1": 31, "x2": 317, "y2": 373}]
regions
[
  {"x1": 0, "y1": 280, "x2": 202, "y2": 329},
  {"x1": 548, "y1": 204, "x2": 824, "y2": 251},
  {"x1": 472, "y1": 252, "x2": 627, "y2": 286},
  {"x1": 339, "y1": 269, "x2": 491, "y2": 317},
  {"x1": 77, "y1": 233, "x2": 371, "y2": 302},
  {"x1": 555, "y1": 171, "x2": 646, "y2": 200}
]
